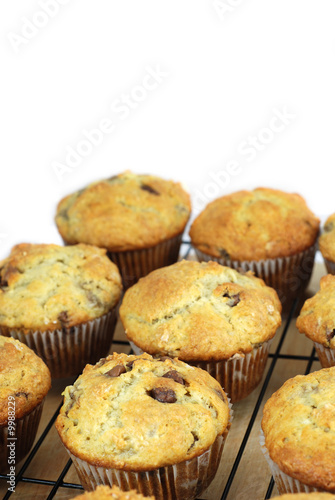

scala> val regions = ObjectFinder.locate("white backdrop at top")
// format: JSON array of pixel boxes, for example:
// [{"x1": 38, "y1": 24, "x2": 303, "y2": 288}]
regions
[{"x1": 0, "y1": 0, "x2": 334, "y2": 259}]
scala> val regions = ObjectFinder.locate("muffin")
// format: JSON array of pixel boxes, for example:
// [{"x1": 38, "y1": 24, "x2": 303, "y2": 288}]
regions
[
  {"x1": 296, "y1": 274, "x2": 335, "y2": 367},
  {"x1": 189, "y1": 188, "x2": 320, "y2": 307},
  {"x1": 261, "y1": 367, "x2": 335, "y2": 494},
  {"x1": 0, "y1": 335, "x2": 51, "y2": 472},
  {"x1": 272, "y1": 495, "x2": 335, "y2": 499},
  {"x1": 0, "y1": 243, "x2": 122, "y2": 377},
  {"x1": 119, "y1": 260, "x2": 282, "y2": 402},
  {"x1": 55, "y1": 171, "x2": 191, "y2": 288},
  {"x1": 56, "y1": 352, "x2": 231, "y2": 500},
  {"x1": 70, "y1": 485, "x2": 155, "y2": 499},
  {"x1": 319, "y1": 214, "x2": 335, "y2": 274}
]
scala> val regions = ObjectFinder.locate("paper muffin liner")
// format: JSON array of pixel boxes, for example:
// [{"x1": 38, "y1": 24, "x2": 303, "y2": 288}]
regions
[
  {"x1": 129, "y1": 340, "x2": 271, "y2": 403},
  {"x1": 0, "y1": 309, "x2": 117, "y2": 378},
  {"x1": 67, "y1": 430, "x2": 229, "y2": 500},
  {"x1": 322, "y1": 257, "x2": 335, "y2": 275},
  {"x1": 0, "y1": 400, "x2": 44, "y2": 473},
  {"x1": 313, "y1": 342, "x2": 335, "y2": 368},
  {"x1": 194, "y1": 243, "x2": 317, "y2": 308},
  {"x1": 107, "y1": 234, "x2": 183, "y2": 289},
  {"x1": 260, "y1": 430, "x2": 326, "y2": 495}
]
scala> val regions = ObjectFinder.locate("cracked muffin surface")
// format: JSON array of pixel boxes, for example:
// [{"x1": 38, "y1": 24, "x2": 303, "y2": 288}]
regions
[
  {"x1": 71, "y1": 485, "x2": 155, "y2": 500},
  {"x1": 55, "y1": 171, "x2": 191, "y2": 251},
  {"x1": 296, "y1": 274, "x2": 335, "y2": 347},
  {"x1": 0, "y1": 243, "x2": 122, "y2": 332},
  {"x1": 119, "y1": 260, "x2": 282, "y2": 361},
  {"x1": 0, "y1": 335, "x2": 51, "y2": 424},
  {"x1": 55, "y1": 352, "x2": 230, "y2": 470},
  {"x1": 262, "y1": 367, "x2": 335, "y2": 492},
  {"x1": 189, "y1": 187, "x2": 319, "y2": 261}
]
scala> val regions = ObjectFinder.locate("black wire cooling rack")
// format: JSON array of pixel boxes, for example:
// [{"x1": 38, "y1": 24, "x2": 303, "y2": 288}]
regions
[{"x1": 0, "y1": 242, "x2": 322, "y2": 500}]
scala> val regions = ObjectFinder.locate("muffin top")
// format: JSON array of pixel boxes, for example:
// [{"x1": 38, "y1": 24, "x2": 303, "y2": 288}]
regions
[
  {"x1": 56, "y1": 352, "x2": 230, "y2": 470},
  {"x1": 272, "y1": 495, "x2": 335, "y2": 500},
  {"x1": 319, "y1": 213, "x2": 335, "y2": 262},
  {"x1": 189, "y1": 188, "x2": 319, "y2": 261},
  {"x1": 0, "y1": 243, "x2": 122, "y2": 332},
  {"x1": 71, "y1": 485, "x2": 155, "y2": 500},
  {"x1": 0, "y1": 336, "x2": 51, "y2": 426},
  {"x1": 296, "y1": 274, "x2": 335, "y2": 348},
  {"x1": 262, "y1": 367, "x2": 335, "y2": 491},
  {"x1": 55, "y1": 171, "x2": 191, "y2": 251},
  {"x1": 120, "y1": 260, "x2": 282, "y2": 361}
]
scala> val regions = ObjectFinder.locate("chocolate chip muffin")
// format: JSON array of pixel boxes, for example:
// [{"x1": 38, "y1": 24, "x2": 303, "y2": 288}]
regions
[
  {"x1": 189, "y1": 188, "x2": 320, "y2": 307},
  {"x1": 0, "y1": 335, "x2": 51, "y2": 472},
  {"x1": 56, "y1": 352, "x2": 231, "y2": 500},
  {"x1": 71, "y1": 485, "x2": 155, "y2": 500},
  {"x1": 0, "y1": 243, "x2": 122, "y2": 377},
  {"x1": 296, "y1": 274, "x2": 335, "y2": 367},
  {"x1": 261, "y1": 367, "x2": 335, "y2": 494},
  {"x1": 319, "y1": 213, "x2": 335, "y2": 274},
  {"x1": 120, "y1": 260, "x2": 282, "y2": 402},
  {"x1": 55, "y1": 171, "x2": 191, "y2": 288}
]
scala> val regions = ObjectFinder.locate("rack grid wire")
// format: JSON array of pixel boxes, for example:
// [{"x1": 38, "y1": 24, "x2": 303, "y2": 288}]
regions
[{"x1": 0, "y1": 242, "x2": 324, "y2": 500}]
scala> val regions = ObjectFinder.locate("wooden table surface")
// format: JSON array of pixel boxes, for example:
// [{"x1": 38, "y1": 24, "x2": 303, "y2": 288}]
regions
[{"x1": 0, "y1": 257, "x2": 328, "y2": 500}]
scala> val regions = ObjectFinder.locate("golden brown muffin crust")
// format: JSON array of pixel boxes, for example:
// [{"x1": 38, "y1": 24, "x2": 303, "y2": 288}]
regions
[
  {"x1": 319, "y1": 213, "x2": 335, "y2": 262},
  {"x1": 71, "y1": 485, "x2": 155, "y2": 500},
  {"x1": 120, "y1": 260, "x2": 282, "y2": 361},
  {"x1": 262, "y1": 367, "x2": 335, "y2": 492},
  {"x1": 0, "y1": 243, "x2": 122, "y2": 332},
  {"x1": 189, "y1": 188, "x2": 319, "y2": 261},
  {"x1": 0, "y1": 336, "x2": 51, "y2": 425},
  {"x1": 55, "y1": 171, "x2": 191, "y2": 251},
  {"x1": 56, "y1": 352, "x2": 230, "y2": 470},
  {"x1": 296, "y1": 274, "x2": 335, "y2": 347},
  {"x1": 272, "y1": 495, "x2": 335, "y2": 500}
]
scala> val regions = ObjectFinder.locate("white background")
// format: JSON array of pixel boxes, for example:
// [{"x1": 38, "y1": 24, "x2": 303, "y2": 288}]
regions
[{"x1": 0, "y1": 0, "x2": 334, "y2": 260}]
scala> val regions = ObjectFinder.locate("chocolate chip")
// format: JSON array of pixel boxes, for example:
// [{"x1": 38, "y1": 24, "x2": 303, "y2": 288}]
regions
[
  {"x1": 105, "y1": 365, "x2": 126, "y2": 377},
  {"x1": 324, "y1": 222, "x2": 334, "y2": 233},
  {"x1": 188, "y1": 431, "x2": 199, "y2": 452},
  {"x1": 151, "y1": 387, "x2": 177, "y2": 403},
  {"x1": 157, "y1": 356, "x2": 173, "y2": 362},
  {"x1": 141, "y1": 184, "x2": 160, "y2": 196},
  {"x1": 223, "y1": 292, "x2": 240, "y2": 307},
  {"x1": 58, "y1": 311, "x2": 70, "y2": 327},
  {"x1": 86, "y1": 291, "x2": 103, "y2": 308},
  {"x1": 326, "y1": 328, "x2": 335, "y2": 342},
  {"x1": 218, "y1": 248, "x2": 230, "y2": 259},
  {"x1": 15, "y1": 392, "x2": 29, "y2": 399},
  {"x1": 126, "y1": 360, "x2": 135, "y2": 369},
  {"x1": 214, "y1": 389, "x2": 225, "y2": 401},
  {"x1": 162, "y1": 370, "x2": 185, "y2": 385}
]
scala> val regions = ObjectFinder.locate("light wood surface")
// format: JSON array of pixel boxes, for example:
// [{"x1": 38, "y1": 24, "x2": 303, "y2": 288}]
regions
[{"x1": 0, "y1": 259, "x2": 328, "y2": 500}]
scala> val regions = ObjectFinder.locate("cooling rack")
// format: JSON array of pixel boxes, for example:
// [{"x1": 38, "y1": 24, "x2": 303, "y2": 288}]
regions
[{"x1": 0, "y1": 242, "x2": 324, "y2": 500}]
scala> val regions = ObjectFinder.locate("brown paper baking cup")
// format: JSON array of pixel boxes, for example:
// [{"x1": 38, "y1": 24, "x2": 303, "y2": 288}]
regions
[
  {"x1": 0, "y1": 309, "x2": 117, "y2": 378},
  {"x1": 128, "y1": 340, "x2": 270, "y2": 403},
  {"x1": 322, "y1": 257, "x2": 335, "y2": 275},
  {"x1": 107, "y1": 234, "x2": 183, "y2": 289},
  {"x1": 0, "y1": 401, "x2": 44, "y2": 473},
  {"x1": 260, "y1": 431, "x2": 326, "y2": 494},
  {"x1": 68, "y1": 431, "x2": 228, "y2": 500},
  {"x1": 194, "y1": 243, "x2": 317, "y2": 308},
  {"x1": 313, "y1": 342, "x2": 335, "y2": 368}
]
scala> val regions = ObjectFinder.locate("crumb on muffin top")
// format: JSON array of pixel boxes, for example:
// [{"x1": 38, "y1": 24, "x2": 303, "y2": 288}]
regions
[
  {"x1": 55, "y1": 171, "x2": 191, "y2": 251},
  {"x1": 189, "y1": 187, "x2": 319, "y2": 261},
  {"x1": 296, "y1": 274, "x2": 335, "y2": 347},
  {"x1": 319, "y1": 213, "x2": 335, "y2": 262},
  {"x1": 262, "y1": 367, "x2": 335, "y2": 492},
  {"x1": 0, "y1": 336, "x2": 51, "y2": 425},
  {"x1": 0, "y1": 243, "x2": 122, "y2": 332},
  {"x1": 70, "y1": 485, "x2": 155, "y2": 500},
  {"x1": 56, "y1": 352, "x2": 230, "y2": 470},
  {"x1": 120, "y1": 260, "x2": 282, "y2": 361}
]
